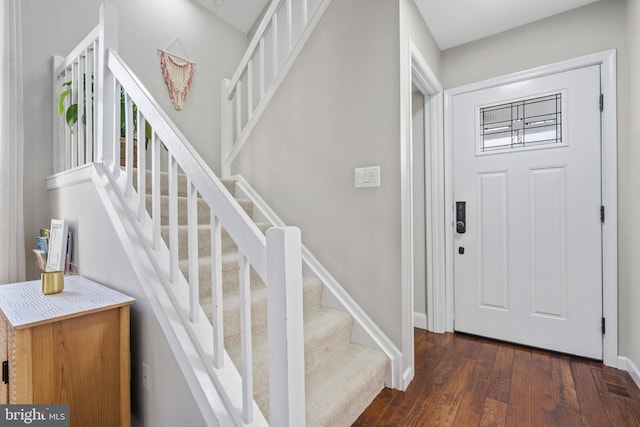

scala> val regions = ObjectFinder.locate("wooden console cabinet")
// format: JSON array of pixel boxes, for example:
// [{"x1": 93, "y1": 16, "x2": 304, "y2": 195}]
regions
[{"x1": 0, "y1": 276, "x2": 135, "y2": 427}]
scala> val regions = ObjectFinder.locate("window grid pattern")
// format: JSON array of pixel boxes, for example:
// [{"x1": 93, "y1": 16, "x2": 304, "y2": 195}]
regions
[{"x1": 480, "y1": 93, "x2": 562, "y2": 152}]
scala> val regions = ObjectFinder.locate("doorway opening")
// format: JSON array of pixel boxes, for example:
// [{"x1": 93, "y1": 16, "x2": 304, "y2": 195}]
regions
[{"x1": 404, "y1": 39, "x2": 446, "y2": 342}]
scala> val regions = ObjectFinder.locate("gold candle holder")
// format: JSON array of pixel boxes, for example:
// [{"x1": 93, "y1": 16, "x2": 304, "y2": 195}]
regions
[{"x1": 41, "y1": 271, "x2": 64, "y2": 295}]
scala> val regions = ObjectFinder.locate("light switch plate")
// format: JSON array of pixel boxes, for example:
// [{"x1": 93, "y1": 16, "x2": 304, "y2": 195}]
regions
[{"x1": 355, "y1": 166, "x2": 381, "y2": 188}]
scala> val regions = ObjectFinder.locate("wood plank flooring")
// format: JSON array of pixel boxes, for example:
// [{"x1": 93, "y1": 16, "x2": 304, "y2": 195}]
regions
[{"x1": 353, "y1": 329, "x2": 640, "y2": 426}]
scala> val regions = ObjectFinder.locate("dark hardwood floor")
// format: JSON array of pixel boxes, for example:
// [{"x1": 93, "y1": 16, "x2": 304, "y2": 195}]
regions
[{"x1": 354, "y1": 329, "x2": 640, "y2": 426}]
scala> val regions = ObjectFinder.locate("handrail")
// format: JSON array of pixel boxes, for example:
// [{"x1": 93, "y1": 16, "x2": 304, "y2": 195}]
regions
[
  {"x1": 108, "y1": 50, "x2": 278, "y2": 424},
  {"x1": 107, "y1": 50, "x2": 268, "y2": 279},
  {"x1": 226, "y1": 0, "x2": 285, "y2": 97},
  {"x1": 53, "y1": 24, "x2": 101, "y2": 173},
  {"x1": 54, "y1": 25, "x2": 100, "y2": 76},
  {"x1": 52, "y1": 4, "x2": 307, "y2": 425}
]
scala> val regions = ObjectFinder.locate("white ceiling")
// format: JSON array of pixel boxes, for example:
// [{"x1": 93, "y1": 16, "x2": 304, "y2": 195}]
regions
[
  {"x1": 196, "y1": 0, "x2": 600, "y2": 49},
  {"x1": 414, "y1": 0, "x2": 600, "y2": 50},
  {"x1": 192, "y1": 0, "x2": 270, "y2": 33}
]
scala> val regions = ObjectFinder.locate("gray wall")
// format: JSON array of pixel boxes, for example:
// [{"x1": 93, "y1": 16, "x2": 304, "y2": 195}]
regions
[
  {"x1": 233, "y1": 0, "x2": 441, "y2": 374},
  {"x1": 441, "y1": 0, "x2": 633, "y2": 363},
  {"x1": 234, "y1": 0, "x2": 404, "y2": 349},
  {"x1": 21, "y1": 0, "x2": 247, "y2": 279},
  {"x1": 49, "y1": 179, "x2": 207, "y2": 427},
  {"x1": 441, "y1": 0, "x2": 626, "y2": 89},
  {"x1": 625, "y1": 0, "x2": 640, "y2": 373}
]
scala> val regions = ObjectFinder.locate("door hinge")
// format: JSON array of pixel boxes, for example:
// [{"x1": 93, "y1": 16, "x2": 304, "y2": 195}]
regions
[
  {"x1": 602, "y1": 317, "x2": 606, "y2": 334},
  {"x1": 601, "y1": 206, "x2": 605, "y2": 223},
  {"x1": 599, "y1": 94, "x2": 604, "y2": 112},
  {"x1": 2, "y1": 360, "x2": 7, "y2": 384}
]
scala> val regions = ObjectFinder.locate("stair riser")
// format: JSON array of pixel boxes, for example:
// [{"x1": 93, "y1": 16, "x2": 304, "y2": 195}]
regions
[
  {"x1": 161, "y1": 227, "x2": 239, "y2": 259},
  {"x1": 182, "y1": 259, "x2": 264, "y2": 296},
  {"x1": 301, "y1": 278, "x2": 323, "y2": 313},
  {"x1": 202, "y1": 278, "x2": 323, "y2": 350},
  {"x1": 225, "y1": 309, "x2": 354, "y2": 421},
  {"x1": 222, "y1": 293, "x2": 268, "y2": 349},
  {"x1": 135, "y1": 170, "x2": 236, "y2": 197},
  {"x1": 303, "y1": 315, "x2": 352, "y2": 372},
  {"x1": 309, "y1": 352, "x2": 387, "y2": 427},
  {"x1": 138, "y1": 171, "x2": 189, "y2": 197}
]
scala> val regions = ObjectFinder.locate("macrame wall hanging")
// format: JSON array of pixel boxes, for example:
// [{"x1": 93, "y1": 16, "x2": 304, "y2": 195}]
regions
[{"x1": 158, "y1": 37, "x2": 195, "y2": 110}]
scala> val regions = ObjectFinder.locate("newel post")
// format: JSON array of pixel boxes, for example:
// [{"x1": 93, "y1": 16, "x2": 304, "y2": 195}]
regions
[
  {"x1": 96, "y1": 2, "x2": 118, "y2": 172},
  {"x1": 266, "y1": 227, "x2": 306, "y2": 426}
]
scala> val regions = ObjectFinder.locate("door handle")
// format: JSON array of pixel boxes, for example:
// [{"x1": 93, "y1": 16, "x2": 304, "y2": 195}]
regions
[{"x1": 456, "y1": 201, "x2": 466, "y2": 233}]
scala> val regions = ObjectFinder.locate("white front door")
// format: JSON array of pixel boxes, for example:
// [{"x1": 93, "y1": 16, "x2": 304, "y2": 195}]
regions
[{"x1": 452, "y1": 65, "x2": 603, "y2": 359}]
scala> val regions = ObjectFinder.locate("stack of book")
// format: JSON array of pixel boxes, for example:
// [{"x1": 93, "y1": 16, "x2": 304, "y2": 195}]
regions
[
  {"x1": 33, "y1": 228, "x2": 49, "y2": 271},
  {"x1": 33, "y1": 222, "x2": 73, "y2": 274}
]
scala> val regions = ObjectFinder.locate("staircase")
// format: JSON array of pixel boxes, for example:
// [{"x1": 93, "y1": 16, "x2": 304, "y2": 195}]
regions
[
  {"x1": 52, "y1": 2, "x2": 402, "y2": 425},
  {"x1": 140, "y1": 169, "x2": 388, "y2": 425}
]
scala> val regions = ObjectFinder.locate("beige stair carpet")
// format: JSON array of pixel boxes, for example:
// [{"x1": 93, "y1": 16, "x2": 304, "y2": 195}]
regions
[{"x1": 138, "y1": 170, "x2": 387, "y2": 426}]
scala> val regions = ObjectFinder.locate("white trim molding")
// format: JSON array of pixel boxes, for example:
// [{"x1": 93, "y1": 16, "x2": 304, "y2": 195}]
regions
[
  {"x1": 406, "y1": 41, "x2": 446, "y2": 336},
  {"x1": 413, "y1": 312, "x2": 428, "y2": 330},
  {"x1": 46, "y1": 163, "x2": 94, "y2": 190},
  {"x1": 401, "y1": 38, "x2": 445, "y2": 389},
  {"x1": 444, "y1": 50, "x2": 618, "y2": 367},
  {"x1": 618, "y1": 356, "x2": 640, "y2": 389}
]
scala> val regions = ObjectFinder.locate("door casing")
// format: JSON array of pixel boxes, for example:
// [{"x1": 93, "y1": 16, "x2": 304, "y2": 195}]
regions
[
  {"x1": 401, "y1": 39, "x2": 445, "y2": 389},
  {"x1": 443, "y1": 50, "x2": 618, "y2": 367}
]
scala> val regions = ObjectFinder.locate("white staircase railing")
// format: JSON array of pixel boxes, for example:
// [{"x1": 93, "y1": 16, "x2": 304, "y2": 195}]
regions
[
  {"x1": 220, "y1": 0, "x2": 333, "y2": 177},
  {"x1": 53, "y1": 3, "x2": 305, "y2": 425},
  {"x1": 52, "y1": 24, "x2": 101, "y2": 172}
]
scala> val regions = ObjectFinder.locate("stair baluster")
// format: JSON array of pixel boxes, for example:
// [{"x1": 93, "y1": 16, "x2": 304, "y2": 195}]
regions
[
  {"x1": 51, "y1": 3, "x2": 396, "y2": 426},
  {"x1": 221, "y1": 0, "x2": 334, "y2": 177}
]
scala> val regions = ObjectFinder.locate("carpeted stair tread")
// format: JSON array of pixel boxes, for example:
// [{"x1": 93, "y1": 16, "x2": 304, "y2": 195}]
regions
[
  {"x1": 301, "y1": 307, "x2": 353, "y2": 370},
  {"x1": 161, "y1": 222, "x2": 271, "y2": 258},
  {"x1": 136, "y1": 167, "x2": 387, "y2": 425},
  {"x1": 200, "y1": 283, "x2": 269, "y2": 348},
  {"x1": 305, "y1": 343, "x2": 388, "y2": 427},
  {"x1": 220, "y1": 179, "x2": 236, "y2": 195},
  {"x1": 200, "y1": 275, "x2": 323, "y2": 348},
  {"x1": 226, "y1": 306, "x2": 353, "y2": 375},
  {"x1": 180, "y1": 253, "x2": 264, "y2": 295},
  {"x1": 225, "y1": 307, "x2": 355, "y2": 419},
  {"x1": 146, "y1": 194, "x2": 253, "y2": 225}
]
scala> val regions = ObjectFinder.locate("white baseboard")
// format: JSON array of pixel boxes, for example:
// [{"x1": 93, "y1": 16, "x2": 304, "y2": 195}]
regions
[
  {"x1": 619, "y1": 356, "x2": 640, "y2": 389},
  {"x1": 414, "y1": 312, "x2": 428, "y2": 330},
  {"x1": 402, "y1": 366, "x2": 414, "y2": 391}
]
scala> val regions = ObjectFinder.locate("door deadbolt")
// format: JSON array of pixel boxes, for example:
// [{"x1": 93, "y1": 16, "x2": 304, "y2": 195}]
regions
[{"x1": 456, "y1": 202, "x2": 466, "y2": 233}]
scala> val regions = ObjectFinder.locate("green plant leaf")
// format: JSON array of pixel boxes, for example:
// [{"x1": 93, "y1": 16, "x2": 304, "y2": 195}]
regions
[
  {"x1": 58, "y1": 90, "x2": 71, "y2": 116},
  {"x1": 145, "y1": 121, "x2": 152, "y2": 149},
  {"x1": 66, "y1": 104, "x2": 78, "y2": 130}
]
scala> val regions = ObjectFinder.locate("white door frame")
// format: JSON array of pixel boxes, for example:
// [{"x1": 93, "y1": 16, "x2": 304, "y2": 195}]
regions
[
  {"x1": 408, "y1": 43, "x2": 447, "y2": 335},
  {"x1": 443, "y1": 50, "x2": 618, "y2": 367},
  {"x1": 400, "y1": 38, "x2": 445, "y2": 388}
]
